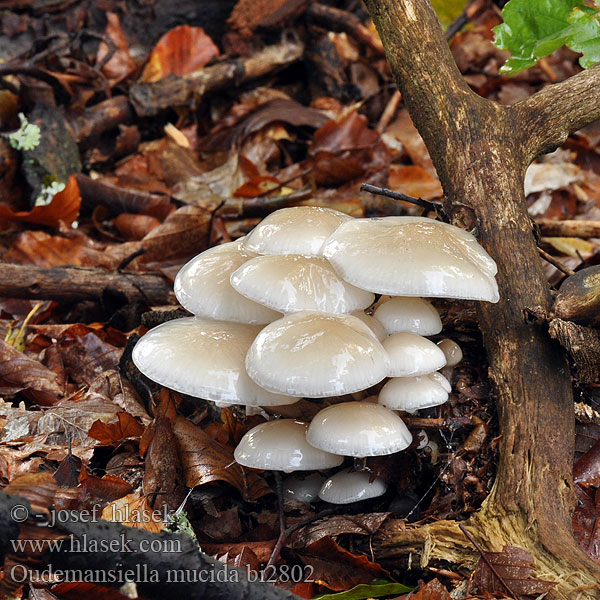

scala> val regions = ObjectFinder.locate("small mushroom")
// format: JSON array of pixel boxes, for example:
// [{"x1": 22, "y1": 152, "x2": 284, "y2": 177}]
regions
[
  {"x1": 174, "y1": 240, "x2": 280, "y2": 324},
  {"x1": 437, "y1": 338, "x2": 463, "y2": 366},
  {"x1": 245, "y1": 312, "x2": 390, "y2": 397},
  {"x1": 234, "y1": 419, "x2": 343, "y2": 473},
  {"x1": 382, "y1": 332, "x2": 447, "y2": 376},
  {"x1": 230, "y1": 254, "x2": 374, "y2": 314},
  {"x1": 242, "y1": 206, "x2": 352, "y2": 256},
  {"x1": 132, "y1": 317, "x2": 298, "y2": 406},
  {"x1": 318, "y1": 469, "x2": 387, "y2": 504},
  {"x1": 374, "y1": 297, "x2": 442, "y2": 336},
  {"x1": 283, "y1": 473, "x2": 326, "y2": 504},
  {"x1": 323, "y1": 216, "x2": 499, "y2": 301},
  {"x1": 378, "y1": 374, "x2": 449, "y2": 412},
  {"x1": 306, "y1": 401, "x2": 412, "y2": 457}
]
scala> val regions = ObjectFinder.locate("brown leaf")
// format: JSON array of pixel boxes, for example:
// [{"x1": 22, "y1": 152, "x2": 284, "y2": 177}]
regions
[
  {"x1": 141, "y1": 25, "x2": 220, "y2": 83},
  {"x1": 201, "y1": 540, "x2": 276, "y2": 564},
  {"x1": 113, "y1": 213, "x2": 161, "y2": 240},
  {"x1": 410, "y1": 579, "x2": 452, "y2": 600},
  {"x1": 197, "y1": 506, "x2": 243, "y2": 541},
  {"x1": 472, "y1": 545, "x2": 557, "y2": 596},
  {"x1": 173, "y1": 415, "x2": 271, "y2": 501},
  {"x1": 53, "y1": 453, "x2": 82, "y2": 487},
  {"x1": 296, "y1": 537, "x2": 390, "y2": 591},
  {"x1": 101, "y1": 491, "x2": 165, "y2": 532},
  {"x1": 573, "y1": 484, "x2": 600, "y2": 561},
  {"x1": 388, "y1": 165, "x2": 443, "y2": 200},
  {"x1": 312, "y1": 111, "x2": 379, "y2": 154},
  {"x1": 385, "y1": 110, "x2": 435, "y2": 173},
  {"x1": 289, "y1": 513, "x2": 390, "y2": 548},
  {"x1": 143, "y1": 417, "x2": 186, "y2": 511},
  {"x1": 0, "y1": 339, "x2": 63, "y2": 405},
  {"x1": 0, "y1": 174, "x2": 80, "y2": 228},
  {"x1": 88, "y1": 412, "x2": 144, "y2": 445},
  {"x1": 4, "y1": 229, "x2": 116, "y2": 269},
  {"x1": 97, "y1": 12, "x2": 136, "y2": 83},
  {"x1": 79, "y1": 470, "x2": 134, "y2": 505},
  {"x1": 574, "y1": 437, "x2": 600, "y2": 487}
]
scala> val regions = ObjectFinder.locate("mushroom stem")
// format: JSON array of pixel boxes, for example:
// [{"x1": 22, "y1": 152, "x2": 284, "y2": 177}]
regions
[{"x1": 353, "y1": 456, "x2": 368, "y2": 472}]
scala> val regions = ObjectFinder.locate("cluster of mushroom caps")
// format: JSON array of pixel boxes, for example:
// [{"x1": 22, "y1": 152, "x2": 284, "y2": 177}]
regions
[{"x1": 133, "y1": 207, "x2": 498, "y2": 504}]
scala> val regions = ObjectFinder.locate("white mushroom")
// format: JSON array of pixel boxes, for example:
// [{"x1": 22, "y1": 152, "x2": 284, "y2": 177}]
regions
[
  {"x1": 245, "y1": 312, "x2": 390, "y2": 397},
  {"x1": 351, "y1": 311, "x2": 387, "y2": 342},
  {"x1": 242, "y1": 206, "x2": 353, "y2": 256},
  {"x1": 323, "y1": 216, "x2": 499, "y2": 302},
  {"x1": 378, "y1": 374, "x2": 449, "y2": 412},
  {"x1": 230, "y1": 254, "x2": 374, "y2": 314},
  {"x1": 234, "y1": 420, "x2": 343, "y2": 473},
  {"x1": 132, "y1": 317, "x2": 298, "y2": 406},
  {"x1": 306, "y1": 401, "x2": 412, "y2": 457},
  {"x1": 319, "y1": 469, "x2": 387, "y2": 504},
  {"x1": 382, "y1": 332, "x2": 447, "y2": 377},
  {"x1": 374, "y1": 297, "x2": 442, "y2": 336},
  {"x1": 283, "y1": 473, "x2": 326, "y2": 504},
  {"x1": 437, "y1": 338, "x2": 463, "y2": 366},
  {"x1": 174, "y1": 240, "x2": 280, "y2": 324}
]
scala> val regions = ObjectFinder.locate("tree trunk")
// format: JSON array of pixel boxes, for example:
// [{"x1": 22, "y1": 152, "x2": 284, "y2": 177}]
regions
[{"x1": 363, "y1": 1, "x2": 600, "y2": 597}]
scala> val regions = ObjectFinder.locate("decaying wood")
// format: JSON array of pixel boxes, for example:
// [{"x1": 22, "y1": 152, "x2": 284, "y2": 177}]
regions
[
  {"x1": 68, "y1": 96, "x2": 134, "y2": 145},
  {"x1": 549, "y1": 318, "x2": 600, "y2": 383},
  {"x1": 551, "y1": 265, "x2": 600, "y2": 326},
  {"x1": 364, "y1": 1, "x2": 600, "y2": 597},
  {"x1": 130, "y1": 37, "x2": 305, "y2": 116},
  {"x1": 0, "y1": 263, "x2": 174, "y2": 305},
  {"x1": 537, "y1": 219, "x2": 600, "y2": 239}
]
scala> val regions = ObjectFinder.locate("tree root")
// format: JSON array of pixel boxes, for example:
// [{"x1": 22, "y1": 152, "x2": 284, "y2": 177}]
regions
[{"x1": 375, "y1": 496, "x2": 600, "y2": 600}]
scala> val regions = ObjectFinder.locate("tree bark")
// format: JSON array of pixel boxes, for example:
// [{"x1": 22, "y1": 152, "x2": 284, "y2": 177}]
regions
[{"x1": 363, "y1": 1, "x2": 600, "y2": 597}]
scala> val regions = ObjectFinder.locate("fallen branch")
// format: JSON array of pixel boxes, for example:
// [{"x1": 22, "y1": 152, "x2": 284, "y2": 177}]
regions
[
  {"x1": 130, "y1": 36, "x2": 305, "y2": 117},
  {"x1": 0, "y1": 263, "x2": 174, "y2": 305},
  {"x1": 0, "y1": 492, "x2": 299, "y2": 600},
  {"x1": 537, "y1": 219, "x2": 600, "y2": 239}
]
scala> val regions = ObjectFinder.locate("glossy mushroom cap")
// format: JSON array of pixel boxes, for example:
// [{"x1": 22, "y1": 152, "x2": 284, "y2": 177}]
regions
[
  {"x1": 230, "y1": 254, "x2": 374, "y2": 314},
  {"x1": 351, "y1": 311, "x2": 387, "y2": 342},
  {"x1": 306, "y1": 401, "x2": 412, "y2": 457},
  {"x1": 374, "y1": 297, "x2": 442, "y2": 336},
  {"x1": 323, "y1": 216, "x2": 499, "y2": 302},
  {"x1": 319, "y1": 469, "x2": 387, "y2": 504},
  {"x1": 174, "y1": 240, "x2": 280, "y2": 324},
  {"x1": 383, "y1": 332, "x2": 447, "y2": 376},
  {"x1": 429, "y1": 371, "x2": 452, "y2": 393},
  {"x1": 246, "y1": 312, "x2": 390, "y2": 398},
  {"x1": 234, "y1": 420, "x2": 343, "y2": 473},
  {"x1": 437, "y1": 338, "x2": 463, "y2": 366},
  {"x1": 132, "y1": 317, "x2": 298, "y2": 406},
  {"x1": 241, "y1": 206, "x2": 353, "y2": 256},
  {"x1": 378, "y1": 374, "x2": 449, "y2": 412}
]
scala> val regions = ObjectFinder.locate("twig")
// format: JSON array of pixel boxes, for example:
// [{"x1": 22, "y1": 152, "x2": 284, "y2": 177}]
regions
[
  {"x1": 361, "y1": 183, "x2": 439, "y2": 212},
  {"x1": 537, "y1": 219, "x2": 600, "y2": 239},
  {"x1": 445, "y1": 11, "x2": 468, "y2": 40},
  {"x1": 537, "y1": 247, "x2": 575, "y2": 277},
  {"x1": 459, "y1": 523, "x2": 524, "y2": 600}
]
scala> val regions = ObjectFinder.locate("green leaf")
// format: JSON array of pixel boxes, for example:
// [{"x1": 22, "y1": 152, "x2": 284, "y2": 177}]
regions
[
  {"x1": 313, "y1": 580, "x2": 413, "y2": 600},
  {"x1": 493, "y1": 0, "x2": 600, "y2": 75},
  {"x1": 567, "y1": 8, "x2": 600, "y2": 68},
  {"x1": 431, "y1": 0, "x2": 469, "y2": 30}
]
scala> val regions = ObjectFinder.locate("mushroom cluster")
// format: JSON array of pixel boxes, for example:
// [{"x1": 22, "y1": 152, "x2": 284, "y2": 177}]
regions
[{"x1": 133, "y1": 206, "x2": 498, "y2": 504}]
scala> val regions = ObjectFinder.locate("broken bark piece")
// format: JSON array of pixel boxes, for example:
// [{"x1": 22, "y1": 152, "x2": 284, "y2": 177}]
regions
[
  {"x1": 67, "y1": 96, "x2": 134, "y2": 145},
  {"x1": 538, "y1": 219, "x2": 600, "y2": 239},
  {"x1": 551, "y1": 265, "x2": 600, "y2": 326},
  {"x1": 0, "y1": 263, "x2": 174, "y2": 305},
  {"x1": 130, "y1": 37, "x2": 304, "y2": 116},
  {"x1": 549, "y1": 318, "x2": 600, "y2": 383}
]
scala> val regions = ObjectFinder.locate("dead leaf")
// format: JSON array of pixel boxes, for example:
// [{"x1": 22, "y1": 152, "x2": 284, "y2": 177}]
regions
[
  {"x1": 0, "y1": 174, "x2": 80, "y2": 228},
  {"x1": 388, "y1": 164, "x2": 442, "y2": 200},
  {"x1": 173, "y1": 415, "x2": 271, "y2": 501},
  {"x1": 410, "y1": 578, "x2": 451, "y2": 600},
  {"x1": 573, "y1": 485, "x2": 600, "y2": 561},
  {"x1": 88, "y1": 412, "x2": 144, "y2": 445},
  {"x1": 524, "y1": 162, "x2": 581, "y2": 195},
  {"x1": 201, "y1": 540, "x2": 276, "y2": 564},
  {"x1": 97, "y1": 12, "x2": 137, "y2": 83},
  {"x1": 101, "y1": 491, "x2": 165, "y2": 532},
  {"x1": 0, "y1": 339, "x2": 63, "y2": 405},
  {"x1": 296, "y1": 537, "x2": 391, "y2": 591},
  {"x1": 289, "y1": 513, "x2": 390, "y2": 548},
  {"x1": 472, "y1": 545, "x2": 557, "y2": 596},
  {"x1": 574, "y1": 438, "x2": 600, "y2": 487},
  {"x1": 114, "y1": 213, "x2": 161, "y2": 240},
  {"x1": 543, "y1": 237, "x2": 595, "y2": 258},
  {"x1": 141, "y1": 25, "x2": 220, "y2": 83}
]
